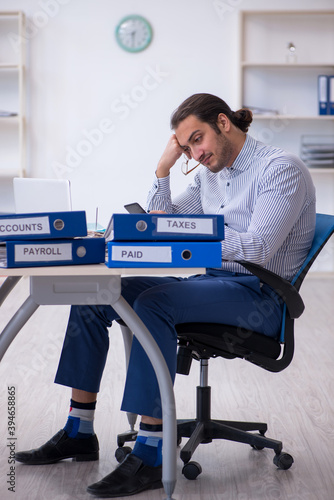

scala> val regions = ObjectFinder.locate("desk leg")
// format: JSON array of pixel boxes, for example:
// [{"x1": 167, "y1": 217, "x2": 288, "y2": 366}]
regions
[
  {"x1": 0, "y1": 276, "x2": 22, "y2": 306},
  {"x1": 0, "y1": 296, "x2": 39, "y2": 362},
  {"x1": 112, "y1": 296, "x2": 177, "y2": 500}
]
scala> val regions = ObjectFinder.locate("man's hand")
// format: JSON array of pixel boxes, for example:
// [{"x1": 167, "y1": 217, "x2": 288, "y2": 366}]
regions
[{"x1": 156, "y1": 134, "x2": 186, "y2": 178}]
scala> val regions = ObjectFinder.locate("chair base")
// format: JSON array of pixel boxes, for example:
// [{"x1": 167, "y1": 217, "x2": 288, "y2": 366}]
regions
[
  {"x1": 177, "y1": 416, "x2": 282, "y2": 464},
  {"x1": 115, "y1": 378, "x2": 293, "y2": 476},
  {"x1": 177, "y1": 385, "x2": 282, "y2": 465}
]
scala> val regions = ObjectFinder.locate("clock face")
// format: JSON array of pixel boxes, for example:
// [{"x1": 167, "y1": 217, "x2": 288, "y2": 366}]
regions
[{"x1": 116, "y1": 15, "x2": 152, "y2": 53}]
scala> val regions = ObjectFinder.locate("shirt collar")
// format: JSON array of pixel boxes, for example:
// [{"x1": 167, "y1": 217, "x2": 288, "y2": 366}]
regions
[{"x1": 229, "y1": 134, "x2": 257, "y2": 173}]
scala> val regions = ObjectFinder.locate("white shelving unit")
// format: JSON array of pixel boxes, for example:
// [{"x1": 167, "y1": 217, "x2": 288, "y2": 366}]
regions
[
  {"x1": 239, "y1": 10, "x2": 334, "y2": 273},
  {"x1": 0, "y1": 11, "x2": 26, "y2": 178},
  {"x1": 239, "y1": 11, "x2": 334, "y2": 119}
]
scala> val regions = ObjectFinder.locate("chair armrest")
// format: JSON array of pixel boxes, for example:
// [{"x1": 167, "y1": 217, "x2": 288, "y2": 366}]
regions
[{"x1": 235, "y1": 260, "x2": 305, "y2": 319}]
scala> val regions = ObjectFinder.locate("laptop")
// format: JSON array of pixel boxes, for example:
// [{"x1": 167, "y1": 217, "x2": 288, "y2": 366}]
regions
[{"x1": 13, "y1": 178, "x2": 72, "y2": 213}]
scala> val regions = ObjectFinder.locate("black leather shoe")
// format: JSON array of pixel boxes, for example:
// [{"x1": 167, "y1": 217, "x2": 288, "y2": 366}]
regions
[
  {"x1": 15, "y1": 429, "x2": 99, "y2": 465},
  {"x1": 87, "y1": 453, "x2": 163, "y2": 497}
]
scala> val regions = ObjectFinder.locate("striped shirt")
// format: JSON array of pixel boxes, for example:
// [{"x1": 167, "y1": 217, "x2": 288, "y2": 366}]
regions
[{"x1": 146, "y1": 134, "x2": 316, "y2": 281}]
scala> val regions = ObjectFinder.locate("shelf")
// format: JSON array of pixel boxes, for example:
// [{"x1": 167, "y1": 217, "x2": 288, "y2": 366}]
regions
[
  {"x1": 308, "y1": 168, "x2": 334, "y2": 174},
  {"x1": 0, "y1": 11, "x2": 26, "y2": 179},
  {"x1": 0, "y1": 63, "x2": 20, "y2": 69},
  {"x1": 252, "y1": 115, "x2": 334, "y2": 121},
  {"x1": 241, "y1": 62, "x2": 334, "y2": 68},
  {"x1": 240, "y1": 10, "x2": 334, "y2": 15},
  {"x1": 241, "y1": 66, "x2": 334, "y2": 118},
  {"x1": 0, "y1": 11, "x2": 21, "y2": 16},
  {"x1": 240, "y1": 10, "x2": 334, "y2": 67},
  {"x1": 0, "y1": 169, "x2": 22, "y2": 178},
  {"x1": 0, "y1": 115, "x2": 19, "y2": 121},
  {"x1": 239, "y1": 10, "x2": 334, "y2": 119}
]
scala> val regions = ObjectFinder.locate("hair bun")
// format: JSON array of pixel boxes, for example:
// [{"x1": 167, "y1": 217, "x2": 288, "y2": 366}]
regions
[{"x1": 232, "y1": 108, "x2": 253, "y2": 132}]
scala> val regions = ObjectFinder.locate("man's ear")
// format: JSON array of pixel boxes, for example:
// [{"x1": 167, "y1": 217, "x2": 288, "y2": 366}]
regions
[{"x1": 217, "y1": 113, "x2": 230, "y2": 132}]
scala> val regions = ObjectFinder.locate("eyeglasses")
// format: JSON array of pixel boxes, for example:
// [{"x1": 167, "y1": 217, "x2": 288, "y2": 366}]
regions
[{"x1": 181, "y1": 154, "x2": 201, "y2": 176}]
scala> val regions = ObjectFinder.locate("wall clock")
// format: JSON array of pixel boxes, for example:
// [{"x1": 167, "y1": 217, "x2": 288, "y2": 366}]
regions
[{"x1": 115, "y1": 15, "x2": 153, "y2": 53}]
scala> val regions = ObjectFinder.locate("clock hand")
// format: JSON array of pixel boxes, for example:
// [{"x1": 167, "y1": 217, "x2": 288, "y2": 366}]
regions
[{"x1": 130, "y1": 30, "x2": 136, "y2": 46}]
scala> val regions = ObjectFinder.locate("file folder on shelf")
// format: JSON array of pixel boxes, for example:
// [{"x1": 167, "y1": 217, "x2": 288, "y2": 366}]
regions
[
  {"x1": 110, "y1": 214, "x2": 225, "y2": 241},
  {"x1": 106, "y1": 241, "x2": 222, "y2": 268},
  {"x1": 329, "y1": 76, "x2": 334, "y2": 116},
  {"x1": 0, "y1": 211, "x2": 87, "y2": 241},
  {"x1": 318, "y1": 75, "x2": 329, "y2": 115},
  {"x1": 0, "y1": 237, "x2": 105, "y2": 268}
]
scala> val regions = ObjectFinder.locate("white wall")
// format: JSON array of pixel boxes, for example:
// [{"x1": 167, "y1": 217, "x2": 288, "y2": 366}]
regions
[{"x1": 1, "y1": 0, "x2": 334, "y2": 226}]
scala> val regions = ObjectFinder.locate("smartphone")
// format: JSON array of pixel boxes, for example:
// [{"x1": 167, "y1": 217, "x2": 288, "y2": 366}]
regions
[{"x1": 124, "y1": 202, "x2": 147, "y2": 214}]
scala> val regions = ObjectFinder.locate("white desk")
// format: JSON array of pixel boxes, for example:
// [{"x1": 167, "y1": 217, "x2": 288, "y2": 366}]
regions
[{"x1": 0, "y1": 264, "x2": 205, "y2": 500}]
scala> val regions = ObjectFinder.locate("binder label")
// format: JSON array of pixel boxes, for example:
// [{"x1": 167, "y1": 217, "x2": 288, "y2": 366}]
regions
[
  {"x1": 0, "y1": 217, "x2": 51, "y2": 236},
  {"x1": 112, "y1": 245, "x2": 172, "y2": 263},
  {"x1": 15, "y1": 243, "x2": 72, "y2": 262},
  {"x1": 156, "y1": 217, "x2": 213, "y2": 235}
]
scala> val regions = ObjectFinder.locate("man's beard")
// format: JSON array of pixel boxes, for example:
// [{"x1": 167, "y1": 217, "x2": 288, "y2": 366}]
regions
[{"x1": 206, "y1": 133, "x2": 234, "y2": 173}]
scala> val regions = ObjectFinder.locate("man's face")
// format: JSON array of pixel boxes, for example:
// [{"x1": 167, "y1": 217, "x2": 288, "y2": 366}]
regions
[{"x1": 175, "y1": 114, "x2": 234, "y2": 173}]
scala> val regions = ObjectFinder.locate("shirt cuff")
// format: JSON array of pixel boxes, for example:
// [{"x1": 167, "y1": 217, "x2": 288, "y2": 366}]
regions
[{"x1": 153, "y1": 174, "x2": 171, "y2": 196}]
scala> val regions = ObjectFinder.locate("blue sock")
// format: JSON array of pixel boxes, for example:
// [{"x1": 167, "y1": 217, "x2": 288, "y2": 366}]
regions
[
  {"x1": 132, "y1": 423, "x2": 163, "y2": 467},
  {"x1": 63, "y1": 399, "x2": 96, "y2": 439}
]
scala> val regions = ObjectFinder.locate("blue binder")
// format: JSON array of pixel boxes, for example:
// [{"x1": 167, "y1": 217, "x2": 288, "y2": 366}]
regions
[
  {"x1": 329, "y1": 76, "x2": 334, "y2": 115},
  {"x1": 0, "y1": 237, "x2": 105, "y2": 268},
  {"x1": 318, "y1": 75, "x2": 329, "y2": 115},
  {"x1": 106, "y1": 241, "x2": 222, "y2": 268},
  {"x1": 0, "y1": 211, "x2": 87, "y2": 241},
  {"x1": 111, "y1": 214, "x2": 225, "y2": 241}
]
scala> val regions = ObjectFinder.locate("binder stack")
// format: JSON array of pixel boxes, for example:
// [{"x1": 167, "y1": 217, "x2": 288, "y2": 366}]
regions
[
  {"x1": 0, "y1": 211, "x2": 106, "y2": 268},
  {"x1": 105, "y1": 213, "x2": 225, "y2": 268},
  {"x1": 301, "y1": 135, "x2": 334, "y2": 169}
]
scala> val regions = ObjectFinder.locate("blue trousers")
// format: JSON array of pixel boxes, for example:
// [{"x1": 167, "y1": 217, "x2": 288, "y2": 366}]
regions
[{"x1": 54, "y1": 270, "x2": 282, "y2": 418}]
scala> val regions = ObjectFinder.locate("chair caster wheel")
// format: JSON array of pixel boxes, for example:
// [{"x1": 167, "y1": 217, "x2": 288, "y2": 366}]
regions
[
  {"x1": 251, "y1": 435, "x2": 265, "y2": 450},
  {"x1": 251, "y1": 444, "x2": 265, "y2": 451},
  {"x1": 117, "y1": 430, "x2": 137, "y2": 448},
  {"x1": 182, "y1": 461, "x2": 202, "y2": 480},
  {"x1": 273, "y1": 452, "x2": 294, "y2": 470},
  {"x1": 115, "y1": 446, "x2": 132, "y2": 463},
  {"x1": 251, "y1": 431, "x2": 266, "y2": 450}
]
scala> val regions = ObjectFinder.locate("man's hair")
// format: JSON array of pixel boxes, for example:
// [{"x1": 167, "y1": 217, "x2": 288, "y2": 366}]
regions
[{"x1": 170, "y1": 93, "x2": 253, "y2": 133}]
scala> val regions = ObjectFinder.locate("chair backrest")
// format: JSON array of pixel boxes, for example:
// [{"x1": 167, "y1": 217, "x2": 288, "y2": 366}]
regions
[
  {"x1": 278, "y1": 213, "x2": 334, "y2": 343},
  {"x1": 292, "y1": 213, "x2": 334, "y2": 290}
]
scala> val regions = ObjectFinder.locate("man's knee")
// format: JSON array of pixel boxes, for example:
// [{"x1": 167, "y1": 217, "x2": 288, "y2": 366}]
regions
[{"x1": 133, "y1": 287, "x2": 170, "y2": 316}]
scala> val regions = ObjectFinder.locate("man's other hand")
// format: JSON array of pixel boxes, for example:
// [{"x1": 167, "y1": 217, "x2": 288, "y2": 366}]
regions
[{"x1": 156, "y1": 135, "x2": 185, "y2": 178}]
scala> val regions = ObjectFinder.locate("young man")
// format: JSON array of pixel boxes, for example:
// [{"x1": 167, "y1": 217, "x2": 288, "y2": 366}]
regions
[{"x1": 15, "y1": 94, "x2": 316, "y2": 497}]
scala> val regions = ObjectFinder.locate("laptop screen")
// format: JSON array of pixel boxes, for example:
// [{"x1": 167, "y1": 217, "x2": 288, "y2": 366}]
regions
[{"x1": 13, "y1": 178, "x2": 72, "y2": 213}]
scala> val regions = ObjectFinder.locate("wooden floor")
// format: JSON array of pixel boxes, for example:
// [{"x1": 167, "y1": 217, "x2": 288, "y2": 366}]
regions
[{"x1": 0, "y1": 275, "x2": 334, "y2": 500}]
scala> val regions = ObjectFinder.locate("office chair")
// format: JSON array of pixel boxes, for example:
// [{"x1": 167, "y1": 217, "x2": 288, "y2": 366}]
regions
[{"x1": 115, "y1": 213, "x2": 334, "y2": 480}]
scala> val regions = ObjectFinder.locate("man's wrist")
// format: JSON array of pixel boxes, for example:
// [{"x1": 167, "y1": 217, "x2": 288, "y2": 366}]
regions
[{"x1": 156, "y1": 162, "x2": 171, "y2": 178}]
